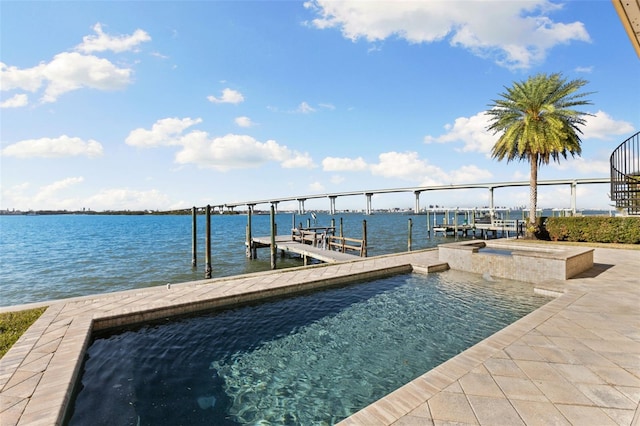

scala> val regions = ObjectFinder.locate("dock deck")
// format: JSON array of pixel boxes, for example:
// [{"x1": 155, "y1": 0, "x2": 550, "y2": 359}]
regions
[{"x1": 252, "y1": 235, "x2": 362, "y2": 263}]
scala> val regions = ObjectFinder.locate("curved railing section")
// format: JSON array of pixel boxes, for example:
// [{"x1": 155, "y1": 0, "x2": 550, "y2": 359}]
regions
[{"x1": 610, "y1": 131, "x2": 640, "y2": 215}]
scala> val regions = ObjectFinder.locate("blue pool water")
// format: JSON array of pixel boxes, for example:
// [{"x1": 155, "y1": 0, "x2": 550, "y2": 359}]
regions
[{"x1": 66, "y1": 270, "x2": 550, "y2": 425}]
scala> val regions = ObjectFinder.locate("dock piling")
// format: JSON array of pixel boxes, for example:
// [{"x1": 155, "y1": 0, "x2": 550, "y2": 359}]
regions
[
  {"x1": 408, "y1": 218, "x2": 413, "y2": 251},
  {"x1": 246, "y1": 206, "x2": 254, "y2": 259},
  {"x1": 191, "y1": 206, "x2": 197, "y2": 268},
  {"x1": 362, "y1": 220, "x2": 368, "y2": 257},
  {"x1": 270, "y1": 204, "x2": 276, "y2": 270},
  {"x1": 454, "y1": 208, "x2": 459, "y2": 241},
  {"x1": 205, "y1": 205, "x2": 212, "y2": 279}
]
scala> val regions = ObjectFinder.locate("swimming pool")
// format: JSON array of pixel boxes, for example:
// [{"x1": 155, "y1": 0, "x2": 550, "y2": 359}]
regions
[{"x1": 65, "y1": 270, "x2": 550, "y2": 425}]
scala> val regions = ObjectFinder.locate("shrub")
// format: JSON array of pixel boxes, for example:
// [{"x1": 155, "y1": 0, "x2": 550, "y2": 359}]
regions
[{"x1": 544, "y1": 217, "x2": 640, "y2": 244}]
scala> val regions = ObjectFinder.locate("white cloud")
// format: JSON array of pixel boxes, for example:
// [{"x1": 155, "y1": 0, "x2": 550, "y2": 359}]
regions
[
  {"x1": 309, "y1": 181, "x2": 325, "y2": 192},
  {"x1": 552, "y1": 157, "x2": 609, "y2": 175},
  {"x1": 297, "y1": 101, "x2": 316, "y2": 114},
  {"x1": 582, "y1": 110, "x2": 635, "y2": 140},
  {"x1": 207, "y1": 88, "x2": 245, "y2": 104},
  {"x1": 34, "y1": 177, "x2": 85, "y2": 204},
  {"x1": 449, "y1": 165, "x2": 493, "y2": 183},
  {"x1": 75, "y1": 23, "x2": 151, "y2": 53},
  {"x1": 424, "y1": 111, "x2": 496, "y2": 155},
  {"x1": 151, "y1": 52, "x2": 170, "y2": 60},
  {"x1": 1, "y1": 135, "x2": 104, "y2": 158},
  {"x1": 176, "y1": 133, "x2": 315, "y2": 171},
  {"x1": 423, "y1": 109, "x2": 630, "y2": 155},
  {"x1": 1, "y1": 52, "x2": 133, "y2": 103},
  {"x1": 370, "y1": 151, "x2": 443, "y2": 180},
  {"x1": 126, "y1": 117, "x2": 203, "y2": 147},
  {"x1": 85, "y1": 188, "x2": 170, "y2": 210},
  {"x1": 369, "y1": 151, "x2": 493, "y2": 186},
  {"x1": 126, "y1": 117, "x2": 314, "y2": 170},
  {"x1": 575, "y1": 66, "x2": 593, "y2": 73},
  {"x1": 235, "y1": 116, "x2": 255, "y2": 127},
  {"x1": 281, "y1": 152, "x2": 315, "y2": 169},
  {"x1": 1, "y1": 24, "x2": 145, "y2": 103},
  {"x1": 0, "y1": 62, "x2": 45, "y2": 92},
  {"x1": 0, "y1": 93, "x2": 28, "y2": 108},
  {"x1": 41, "y1": 52, "x2": 132, "y2": 102},
  {"x1": 1, "y1": 178, "x2": 171, "y2": 211},
  {"x1": 322, "y1": 156, "x2": 368, "y2": 171},
  {"x1": 305, "y1": 0, "x2": 590, "y2": 69}
]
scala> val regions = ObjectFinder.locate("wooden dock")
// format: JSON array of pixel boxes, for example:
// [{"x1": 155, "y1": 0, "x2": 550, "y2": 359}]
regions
[
  {"x1": 432, "y1": 220, "x2": 523, "y2": 239},
  {"x1": 250, "y1": 224, "x2": 367, "y2": 265},
  {"x1": 251, "y1": 235, "x2": 362, "y2": 264}
]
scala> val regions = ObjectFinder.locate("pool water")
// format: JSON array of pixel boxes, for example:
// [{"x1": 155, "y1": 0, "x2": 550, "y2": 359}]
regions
[
  {"x1": 478, "y1": 247, "x2": 514, "y2": 256},
  {"x1": 66, "y1": 270, "x2": 550, "y2": 425}
]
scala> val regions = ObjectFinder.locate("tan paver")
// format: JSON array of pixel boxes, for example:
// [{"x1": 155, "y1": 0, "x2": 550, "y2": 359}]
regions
[{"x1": 1, "y1": 246, "x2": 639, "y2": 425}]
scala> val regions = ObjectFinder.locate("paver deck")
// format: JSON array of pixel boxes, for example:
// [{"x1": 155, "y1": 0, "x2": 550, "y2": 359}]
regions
[{"x1": 0, "y1": 244, "x2": 638, "y2": 425}]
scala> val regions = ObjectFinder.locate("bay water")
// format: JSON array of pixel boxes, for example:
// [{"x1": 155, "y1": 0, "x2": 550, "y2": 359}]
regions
[{"x1": 1, "y1": 212, "x2": 461, "y2": 307}]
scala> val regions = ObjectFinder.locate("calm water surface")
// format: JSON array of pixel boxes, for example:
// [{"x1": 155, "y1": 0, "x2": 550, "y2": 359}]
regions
[{"x1": 1, "y1": 213, "x2": 462, "y2": 306}]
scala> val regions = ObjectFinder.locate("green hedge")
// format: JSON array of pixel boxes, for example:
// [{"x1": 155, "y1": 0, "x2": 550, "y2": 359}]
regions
[{"x1": 544, "y1": 217, "x2": 640, "y2": 244}]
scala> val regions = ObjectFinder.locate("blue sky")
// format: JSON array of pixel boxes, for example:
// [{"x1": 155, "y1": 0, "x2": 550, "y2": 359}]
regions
[{"x1": 1, "y1": 0, "x2": 638, "y2": 212}]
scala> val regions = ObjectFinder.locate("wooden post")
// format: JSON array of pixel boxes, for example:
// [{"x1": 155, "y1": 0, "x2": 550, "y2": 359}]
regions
[
  {"x1": 426, "y1": 210, "x2": 431, "y2": 239},
  {"x1": 306, "y1": 218, "x2": 311, "y2": 228},
  {"x1": 292, "y1": 213, "x2": 295, "y2": 233},
  {"x1": 246, "y1": 206, "x2": 253, "y2": 259},
  {"x1": 270, "y1": 204, "x2": 277, "y2": 270},
  {"x1": 408, "y1": 218, "x2": 413, "y2": 251},
  {"x1": 191, "y1": 206, "x2": 197, "y2": 268},
  {"x1": 362, "y1": 219, "x2": 368, "y2": 257},
  {"x1": 454, "y1": 208, "x2": 459, "y2": 241},
  {"x1": 205, "y1": 205, "x2": 212, "y2": 279},
  {"x1": 340, "y1": 217, "x2": 343, "y2": 237}
]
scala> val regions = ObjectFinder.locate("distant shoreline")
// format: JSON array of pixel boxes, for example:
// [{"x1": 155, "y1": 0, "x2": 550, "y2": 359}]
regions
[
  {"x1": 0, "y1": 208, "x2": 615, "y2": 217},
  {"x1": 0, "y1": 209, "x2": 193, "y2": 216}
]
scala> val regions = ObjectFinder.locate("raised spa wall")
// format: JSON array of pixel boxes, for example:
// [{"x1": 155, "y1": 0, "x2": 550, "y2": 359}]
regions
[{"x1": 438, "y1": 240, "x2": 594, "y2": 283}]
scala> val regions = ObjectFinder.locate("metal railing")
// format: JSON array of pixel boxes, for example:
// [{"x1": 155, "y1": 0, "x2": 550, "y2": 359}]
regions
[{"x1": 610, "y1": 131, "x2": 640, "y2": 215}]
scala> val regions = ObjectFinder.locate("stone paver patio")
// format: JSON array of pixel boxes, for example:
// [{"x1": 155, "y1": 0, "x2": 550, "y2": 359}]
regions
[{"x1": 1, "y1": 245, "x2": 638, "y2": 425}]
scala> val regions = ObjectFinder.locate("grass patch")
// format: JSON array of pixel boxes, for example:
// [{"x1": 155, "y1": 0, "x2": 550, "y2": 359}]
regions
[{"x1": 0, "y1": 307, "x2": 47, "y2": 358}]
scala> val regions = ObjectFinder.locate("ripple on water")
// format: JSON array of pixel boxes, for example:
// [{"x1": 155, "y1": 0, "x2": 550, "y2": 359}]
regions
[{"x1": 67, "y1": 270, "x2": 550, "y2": 425}]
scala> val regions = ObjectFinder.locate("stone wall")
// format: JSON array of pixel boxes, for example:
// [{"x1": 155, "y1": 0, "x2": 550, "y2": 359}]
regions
[{"x1": 438, "y1": 241, "x2": 594, "y2": 283}]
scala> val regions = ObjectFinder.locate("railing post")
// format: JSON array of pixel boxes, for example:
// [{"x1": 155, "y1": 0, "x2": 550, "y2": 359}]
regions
[{"x1": 205, "y1": 205, "x2": 212, "y2": 279}]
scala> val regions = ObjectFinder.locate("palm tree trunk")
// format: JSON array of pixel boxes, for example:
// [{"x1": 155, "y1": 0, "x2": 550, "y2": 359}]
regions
[{"x1": 529, "y1": 157, "x2": 538, "y2": 237}]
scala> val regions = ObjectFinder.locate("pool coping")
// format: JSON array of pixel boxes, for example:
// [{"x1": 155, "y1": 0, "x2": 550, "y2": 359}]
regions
[{"x1": 1, "y1": 245, "x2": 639, "y2": 425}]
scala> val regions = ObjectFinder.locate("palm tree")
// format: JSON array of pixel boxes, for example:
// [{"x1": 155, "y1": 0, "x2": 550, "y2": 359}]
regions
[{"x1": 486, "y1": 73, "x2": 592, "y2": 237}]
